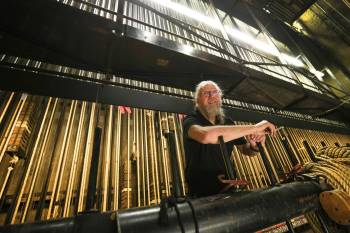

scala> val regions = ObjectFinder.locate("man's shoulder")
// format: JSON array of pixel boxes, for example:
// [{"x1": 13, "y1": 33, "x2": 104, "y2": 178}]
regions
[
  {"x1": 183, "y1": 111, "x2": 203, "y2": 132},
  {"x1": 183, "y1": 111, "x2": 200, "y2": 122}
]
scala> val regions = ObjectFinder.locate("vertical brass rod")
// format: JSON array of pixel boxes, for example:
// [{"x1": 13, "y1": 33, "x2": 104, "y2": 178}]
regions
[
  {"x1": 0, "y1": 92, "x2": 15, "y2": 125},
  {"x1": 135, "y1": 109, "x2": 141, "y2": 207},
  {"x1": 127, "y1": 111, "x2": 131, "y2": 208},
  {"x1": 0, "y1": 94, "x2": 27, "y2": 164},
  {"x1": 47, "y1": 100, "x2": 77, "y2": 219},
  {"x1": 10, "y1": 97, "x2": 51, "y2": 224},
  {"x1": 147, "y1": 111, "x2": 156, "y2": 205},
  {"x1": 113, "y1": 106, "x2": 121, "y2": 210},
  {"x1": 140, "y1": 110, "x2": 146, "y2": 206},
  {"x1": 0, "y1": 156, "x2": 18, "y2": 202},
  {"x1": 102, "y1": 105, "x2": 113, "y2": 211},
  {"x1": 63, "y1": 101, "x2": 87, "y2": 217},
  {"x1": 144, "y1": 111, "x2": 150, "y2": 205},
  {"x1": 243, "y1": 155, "x2": 259, "y2": 188},
  {"x1": 150, "y1": 112, "x2": 160, "y2": 203},
  {"x1": 21, "y1": 98, "x2": 59, "y2": 222},
  {"x1": 77, "y1": 103, "x2": 96, "y2": 212},
  {"x1": 35, "y1": 100, "x2": 67, "y2": 221},
  {"x1": 159, "y1": 113, "x2": 170, "y2": 197},
  {"x1": 232, "y1": 147, "x2": 249, "y2": 189}
]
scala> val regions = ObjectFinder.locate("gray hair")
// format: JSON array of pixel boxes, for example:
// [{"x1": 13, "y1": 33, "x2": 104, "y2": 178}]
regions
[
  {"x1": 194, "y1": 80, "x2": 225, "y2": 124},
  {"x1": 194, "y1": 80, "x2": 222, "y2": 107}
]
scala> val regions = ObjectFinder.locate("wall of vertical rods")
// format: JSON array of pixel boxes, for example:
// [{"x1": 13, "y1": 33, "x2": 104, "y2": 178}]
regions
[{"x1": 0, "y1": 92, "x2": 349, "y2": 225}]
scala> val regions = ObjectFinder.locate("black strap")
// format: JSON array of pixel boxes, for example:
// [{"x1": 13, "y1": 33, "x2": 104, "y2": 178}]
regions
[{"x1": 159, "y1": 196, "x2": 199, "y2": 233}]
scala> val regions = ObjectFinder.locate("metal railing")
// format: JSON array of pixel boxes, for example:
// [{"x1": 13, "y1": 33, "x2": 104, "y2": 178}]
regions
[{"x1": 55, "y1": 0, "x2": 350, "y2": 100}]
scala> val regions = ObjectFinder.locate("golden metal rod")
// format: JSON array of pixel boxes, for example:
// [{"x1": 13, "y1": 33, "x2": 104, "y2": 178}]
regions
[
  {"x1": 0, "y1": 92, "x2": 15, "y2": 125},
  {"x1": 63, "y1": 101, "x2": 87, "y2": 217},
  {"x1": 52, "y1": 100, "x2": 78, "y2": 218},
  {"x1": 147, "y1": 111, "x2": 157, "y2": 205},
  {"x1": 282, "y1": 128, "x2": 302, "y2": 164},
  {"x1": 127, "y1": 111, "x2": 131, "y2": 208},
  {"x1": 0, "y1": 156, "x2": 18, "y2": 202},
  {"x1": 78, "y1": 103, "x2": 96, "y2": 212},
  {"x1": 144, "y1": 110, "x2": 150, "y2": 206},
  {"x1": 140, "y1": 110, "x2": 146, "y2": 206},
  {"x1": 250, "y1": 156, "x2": 264, "y2": 188},
  {"x1": 150, "y1": 112, "x2": 160, "y2": 203},
  {"x1": 159, "y1": 113, "x2": 170, "y2": 197},
  {"x1": 113, "y1": 106, "x2": 121, "y2": 210},
  {"x1": 47, "y1": 100, "x2": 77, "y2": 219},
  {"x1": 243, "y1": 154, "x2": 260, "y2": 188},
  {"x1": 268, "y1": 136, "x2": 288, "y2": 173},
  {"x1": 0, "y1": 94, "x2": 27, "y2": 164},
  {"x1": 21, "y1": 98, "x2": 59, "y2": 222},
  {"x1": 135, "y1": 109, "x2": 141, "y2": 207},
  {"x1": 232, "y1": 147, "x2": 249, "y2": 189},
  {"x1": 101, "y1": 105, "x2": 113, "y2": 211},
  {"x1": 276, "y1": 130, "x2": 293, "y2": 171},
  {"x1": 10, "y1": 97, "x2": 51, "y2": 224}
]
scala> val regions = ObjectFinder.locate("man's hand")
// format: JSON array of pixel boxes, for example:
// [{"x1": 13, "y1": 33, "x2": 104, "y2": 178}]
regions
[
  {"x1": 247, "y1": 134, "x2": 266, "y2": 151},
  {"x1": 254, "y1": 120, "x2": 276, "y2": 136}
]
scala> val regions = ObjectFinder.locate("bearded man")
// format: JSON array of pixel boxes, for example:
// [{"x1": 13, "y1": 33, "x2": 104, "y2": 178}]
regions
[{"x1": 183, "y1": 81, "x2": 276, "y2": 197}]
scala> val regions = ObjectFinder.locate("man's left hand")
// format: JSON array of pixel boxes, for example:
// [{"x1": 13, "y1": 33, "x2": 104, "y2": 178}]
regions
[{"x1": 247, "y1": 134, "x2": 266, "y2": 151}]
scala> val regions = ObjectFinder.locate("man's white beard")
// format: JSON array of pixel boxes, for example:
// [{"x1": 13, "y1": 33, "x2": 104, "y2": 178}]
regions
[{"x1": 204, "y1": 103, "x2": 221, "y2": 118}]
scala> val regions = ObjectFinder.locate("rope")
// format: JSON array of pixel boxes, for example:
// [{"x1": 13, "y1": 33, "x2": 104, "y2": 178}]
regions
[{"x1": 302, "y1": 146, "x2": 350, "y2": 231}]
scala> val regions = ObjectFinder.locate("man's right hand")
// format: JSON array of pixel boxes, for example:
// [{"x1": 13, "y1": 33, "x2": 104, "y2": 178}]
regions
[{"x1": 254, "y1": 120, "x2": 276, "y2": 136}]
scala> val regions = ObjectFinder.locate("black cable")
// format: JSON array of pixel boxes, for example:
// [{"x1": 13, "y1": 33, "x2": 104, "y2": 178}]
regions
[
  {"x1": 185, "y1": 198, "x2": 199, "y2": 233},
  {"x1": 158, "y1": 196, "x2": 199, "y2": 233}
]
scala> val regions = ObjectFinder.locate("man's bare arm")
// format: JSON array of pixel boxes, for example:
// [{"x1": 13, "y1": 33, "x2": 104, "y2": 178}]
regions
[{"x1": 187, "y1": 120, "x2": 275, "y2": 144}]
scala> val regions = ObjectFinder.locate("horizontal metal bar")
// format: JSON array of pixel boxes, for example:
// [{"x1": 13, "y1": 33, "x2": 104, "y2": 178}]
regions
[{"x1": 0, "y1": 65, "x2": 349, "y2": 134}]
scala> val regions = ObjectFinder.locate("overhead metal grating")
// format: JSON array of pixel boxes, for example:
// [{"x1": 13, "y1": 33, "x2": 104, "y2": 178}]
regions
[{"x1": 245, "y1": 0, "x2": 318, "y2": 23}]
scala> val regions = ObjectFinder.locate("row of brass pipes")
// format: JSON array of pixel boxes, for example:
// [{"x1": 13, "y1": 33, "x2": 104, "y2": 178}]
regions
[{"x1": 0, "y1": 92, "x2": 350, "y2": 228}]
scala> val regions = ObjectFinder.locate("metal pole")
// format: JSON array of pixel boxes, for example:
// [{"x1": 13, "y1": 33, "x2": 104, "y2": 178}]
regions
[
  {"x1": 303, "y1": 140, "x2": 317, "y2": 162},
  {"x1": 257, "y1": 142, "x2": 277, "y2": 185},
  {"x1": 281, "y1": 135, "x2": 299, "y2": 167},
  {"x1": 165, "y1": 130, "x2": 182, "y2": 198},
  {"x1": 85, "y1": 127, "x2": 102, "y2": 210},
  {"x1": 218, "y1": 136, "x2": 236, "y2": 179}
]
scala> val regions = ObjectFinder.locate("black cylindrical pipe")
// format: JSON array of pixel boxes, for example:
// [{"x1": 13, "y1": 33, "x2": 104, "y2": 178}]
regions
[
  {"x1": 165, "y1": 130, "x2": 182, "y2": 198},
  {"x1": 281, "y1": 136, "x2": 299, "y2": 167},
  {"x1": 257, "y1": 142, "x2": 277, "y2": 185},
  {"x1": 218, "y1": 136, "x2": 236, "y2": 179},
  {"x1": 302, "y1": 140, "x2": 317, "y2": 162},
  {"x1": 1, "y1": 181, "x2": 324, "y2": 233},
  {"x1": 86, "y1": 127, "x2": 102, "y2": 210}
]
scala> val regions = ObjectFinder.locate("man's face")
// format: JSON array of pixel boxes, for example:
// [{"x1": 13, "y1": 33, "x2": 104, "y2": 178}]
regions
[{"x1": 197, "y1": 84, "x2": 222, "y2": 116}]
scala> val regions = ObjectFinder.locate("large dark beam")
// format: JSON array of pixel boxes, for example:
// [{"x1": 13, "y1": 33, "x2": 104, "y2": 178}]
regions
[
  {"x1": 0, "y1": 65, "x2": 349, "y2": 134},
  {"x1": 0, "y1": 181, "x2": 325, "y2": 233}
]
